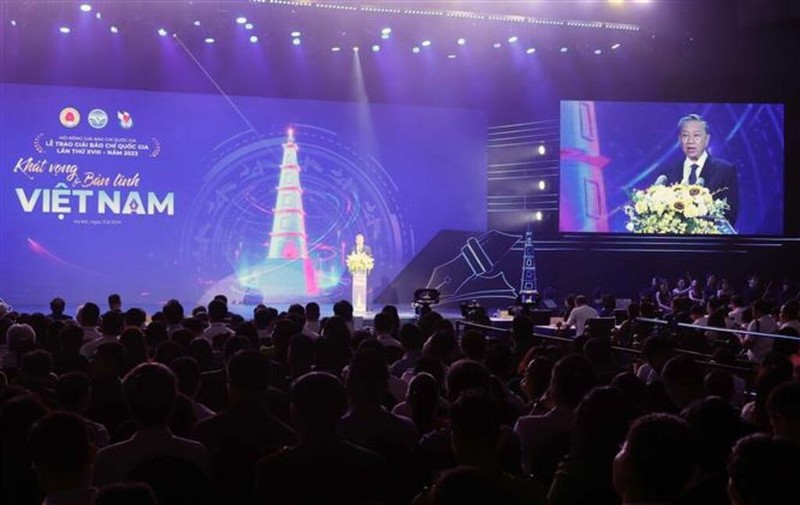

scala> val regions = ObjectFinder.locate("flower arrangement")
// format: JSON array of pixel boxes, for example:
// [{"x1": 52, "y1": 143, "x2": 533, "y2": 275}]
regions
[
  {"x1": 624, "y1": 183, "x2": 730, "y2": 234},
  {"x1": 346, "y1": 251, "x2": 374, "y2": 274}
]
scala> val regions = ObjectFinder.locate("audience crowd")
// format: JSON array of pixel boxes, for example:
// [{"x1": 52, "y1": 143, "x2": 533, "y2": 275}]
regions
[{"x1": 0, "y1": 274, "x2": 799, "y2": 505}]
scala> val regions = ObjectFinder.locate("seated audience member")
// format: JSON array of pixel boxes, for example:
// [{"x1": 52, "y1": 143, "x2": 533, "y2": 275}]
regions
[
  {"x1": 564, "y1": 295, "x2": 598, "y2": 337},
  {"x1": 162, "y1": 300, "x2": 185, "y2": 337},
  {"x1": 0, "y1": 393, "x2": 49, "y2": 505},
  {"x1": 119, "y1": 327, "x2": 148, "y2": 374},
  {"x1": 107, "y1": 293, "x2": 122, "y2": 312},
  {"x1": 171, "y1": 356, "x2": 215, "y2": 422},
  {"x1": 1, "y1": 322, "x2": 36, "y2": 372},
  {"x1": 427, "y1": 466, "x2": 512, "y2": 505},
  {"x1": 635, "y1": 335, "x2": 674, "y2": 385},
  {"x1": 93, "y1": 363, "x2": 209, "y2": 487},
  {"x1": 392, "y1": 372, "x2": 448, "y2": 437},
  {"x1": 727, "y1": 434, "x2": 800, "y2": 505},
  {"x1": 418, "y1": 390, "x2": 547, "y2": 505},
  {"x1": 256, "y1": 371, "x2": 388, "y2": 505},
  {"x1": 374, "y1": 311, "x2": 404, "y2": 363},
  {"x1": 340, "y1": 348, "x2": 419, "y2": 503},
  {"x1": 515, "y1": 354, "x2": 595, "y2": 487},
  {"x1": 518, "y1": 354, "x2": 556, "y2": 414},
  {"x1": 77, "y1": 302, "x2": 102, "y2": 344},
  {"x1": 123, "y1": 307, "x2": 147, "y2": 330},
  {"x1": 29, "y1": 411, "x2": 96, "y2": 505},
  {"x1": 740, "y1": 299, "x2": 777, "y2": 364},
  {"x1": 680, "y1": 396, "x2": 751, "y2": 505},
  {"x1": 198, "y1": 299, "x2": 234, "y2": 344},
  {"x1": 612, "y1": 413, "x2": 697, "y2": 505},
  {"x1": 48, "y1": 297, "x2": 73, "y2": 321},
  {"x1": 94, "y1": 483, "x2": 157, "y2": 505},
  {"x1": 549, "y1": 386, "x2": 639, "y2": 505},
  {"x1": 15, "y1": 349, "x2": 58, "y2": 407},
  {"x1": 80, "y1": 310, "x2": 124, "y2": 359},
  {"x1": 583, "y1": 337, "x2": 622, "y2": 385},
  {"x1": 765, "y1": 380, "x2": 800, "y2": 441},
  {"x1": 303, "y1": 301, "x2": 321, "y2": 337},
  {"x1": 54, "y1": 323, "x2": 89, "y2": 375},
  {"x1": 193, "y1": 349, "x2": 297, "y2": 504},
  {"x1": 56, "y1": 371, "x2": 110, "y2": 448},
  {"x1": 741, "y1": 359, "x2": 793, "y2": 432},
  {"x1": 660, "y1": 355, "x2": 707, "y2": 412},
  {"x1": 391, "y1": 323, "x2": 424, "y2": 378},
  {"x1": 287, "y1": 333, "x2": 315, "y2": 380}
]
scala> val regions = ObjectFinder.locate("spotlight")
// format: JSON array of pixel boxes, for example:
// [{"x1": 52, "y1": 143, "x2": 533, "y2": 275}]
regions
[
  {"x1": 447, "y1": 54, "x2": 456, "y2": 59},
  {"x1": 611, "y1": 43, "x2": 621, "y2": 49},
  {"x1": 493, "y1": 42, "x2": 502, "y2": 48},
  {"x1": 95, "y1": 12, "x2": 101, "y2": 20},
  {"x1": 381, "y1": 34, "x2": 390, "y2": 40},
  {"x1": 534, "y1": 211, "x2": 543, "y2": 221},
  {"x1": 457, "y1": 38, "x2": 466, "y2": 45},
  {"x1": 245, "y1": 23, "x2": 254, "y2": 30},
  {"x1": 381, "y1": 27, "x2": 392, "y2": 35},
  {"x1": 249, "y1": 35, "x2": 258, "y2": 43},
  {"x1": 205, "y1": 37, "x2": 215, "y2": 44},
  {"x1": 59, "y1": 26, "x2": 71, "y2": 34},
  {"x1": 110, "y1": 25, "x2": 118, "y2": 34},
  {"x1": 594, "y1": 49, "x2": 602, "y2": 55},
  {"x1": 292, "y1": 37, "x2": 301, "y2": 45},
  {"x1": 560, "y1": 46, "x2": 568, "y2": 53},
  {"x1": 352, "y1": 46, "x2": 359, "y2": 52},
  {"x1": 331, "y1": 46, "x2": 341, "y2": 52},
  {"x1": 421, "y1": 40, "x2": 431, "y2": 47},
  {"x1": 236, "y1": 17, "x2": 247, "y2": 24},
  {"x1": 538, "y1": 144, "x2": 546, "y2": 155},
  {"x1": 508, "y1": 35, "x2": 518, "y2": 43},
  {"x1": 158, "y1": 28, "x2": 168, "y2": 37},
  {"x1": 11, "y1": 20, "x2": 17, "y2": 26},
  {"x1": 79, "y1": 4, "x2": 92, "y2": 13},
  {"x1": 371, "y1": 44, "x2": 380, "y2": 52},
  {"x1": 291, "y1": 31, "x2": 302, "y2": 37},
  {"x1": 538, "y1": 180, "x2": 546, "y2": 190},
  {"x1": 526, "y1": 47, "x2": 536, "y2": 54},
  {"x1": 412, "y1": 46, "x2": 420, "y2": 53},
  {"x1": 193, "y1": 20, "x2": 201, "y2": 27}
]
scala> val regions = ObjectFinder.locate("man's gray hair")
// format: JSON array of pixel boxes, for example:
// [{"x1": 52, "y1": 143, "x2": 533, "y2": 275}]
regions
[{"x1": 677, "y1": 113, "x2": 709, "y2": 134}]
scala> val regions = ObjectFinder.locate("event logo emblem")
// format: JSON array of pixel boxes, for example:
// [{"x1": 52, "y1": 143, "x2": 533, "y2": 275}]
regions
[
  {"x1": 59, "y1": 107, "x2": 80, "y2": 128},
  {"x1": 117, "y1": 111, "x2": 134, "y2": 129},
  {"x1": 88, "y1": 109, "x2": 108, "y2": 129}
]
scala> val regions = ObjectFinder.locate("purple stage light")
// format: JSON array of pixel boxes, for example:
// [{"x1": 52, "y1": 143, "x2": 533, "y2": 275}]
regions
[
  {"x1": 371, "y1": 44, "x2": 380, "y2": 52},
  {"x1": 158, "y1": 28, "x2": 168, "y2": 37},
  {"x1": 381, "y1": 27, "x2": 391, "y2": 35},
  {"x1": 193, "y1": 20, "x2": 201, "y2": 27},
  {"x1": 381, "y1": 34, "x2": 389, "y2": 40},
  {"x1": 611, "y1": 43, "x2": 621, "y2": 49},
  {"x1": 59, "y1": 26, "x2": 71, "y2": 34},
  {"x1": 110, "y1": 26, "x2": 118, "y2": 34},
  {"x1": 292, "y1": 37, "x2": 301, "y2": 46},
  {"x1": 526, "y1": 47, "x2": 536, "y2": 54},
  {"x1": 236, "y1": 17, "x2": 248, "y2": 24},
  {"x1": 205, "y1": 37, "x2": 215, "y2": 44},
  {"x1": 10, "y1": 20, "x2": 17, "y2": 26},
  {"x1": 250, "y1": 35, "x2": 259, "y2": 43},
  {"x1": 560, "y1": 46, "x2": 568, "y2": 53},
  {"x1": 493, "y1": 42, "x2": 501, "y2": 48},
  {"x1": 421, "y1": 40, "x2": 431, "y2": 47},
  {"x1": 291, "y1": 31, "x2": 301, "y2": 37},
  {"x1": 352, "y1": 46, "x2": 359, "y2": 52},
  {"x1": 412, "y1": 46, "x2": 420, "y2": 54},
  {"x1": 508, "y1": 35, "x2": 518, "y2": 43},
  {"x1": 245, "y1": 23, "x2": 254, "y2": 30},
  {"x1": 79, "y1": 4, "x2": 92, "y2": 13},
  {"x1": 331, "y1": 46, "x2": 341, "y2": 52},
  {"x1": 594, "y1": 49, "x2": 602, "y2": 55},
  {"x1": 447, "y1": 54, "x2": 456, "y2": 59},
  {"x1": 457, "y1": 38, "x2": 466, "y2": 45}
]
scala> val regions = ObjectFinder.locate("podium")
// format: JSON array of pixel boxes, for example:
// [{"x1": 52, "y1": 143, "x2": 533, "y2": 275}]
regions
[{"x1": 352, "y1": 270, "x2": 368, "y2": 316}]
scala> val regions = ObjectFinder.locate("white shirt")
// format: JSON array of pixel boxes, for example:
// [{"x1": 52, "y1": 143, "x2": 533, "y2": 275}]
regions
[
  {"x1": 682, "y1": 150, "x2": 708, "y2": 184},
  {"x1": 565, "y1": 304, "x2": 599, "y2": 336},
  {"x1": 745, "y1": 315, "x2": 778, "y2": 364}
]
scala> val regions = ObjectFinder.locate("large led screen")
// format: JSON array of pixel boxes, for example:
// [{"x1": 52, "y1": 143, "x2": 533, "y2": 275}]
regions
[
  {"x1": 559, "y1": 100, "x2": 784, "y2": 235},
  {"x1": 0, "y1": 83, "x2": 487, "y2": 306}
]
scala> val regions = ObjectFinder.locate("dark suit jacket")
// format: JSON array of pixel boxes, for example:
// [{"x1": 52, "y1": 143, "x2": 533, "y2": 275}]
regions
[
  {"x1": 350, "y1": 244, "x2": 373, "y2": 257},
  {"x1": 664, "y1": 154, "x2": 739, "y2": 226}
]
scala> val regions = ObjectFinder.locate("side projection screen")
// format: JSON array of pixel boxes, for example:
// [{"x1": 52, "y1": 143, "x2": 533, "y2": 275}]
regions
[{"x1": 559, "y1": 100, "x2": 784, "y2": 236}]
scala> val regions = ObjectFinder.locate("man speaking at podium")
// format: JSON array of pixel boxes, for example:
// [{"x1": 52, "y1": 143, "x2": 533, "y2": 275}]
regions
[
  {"x1": 351, "y1": 233, "x2": 372, "y2": 257},
  {"x1": 661, "y1": 114, "x2": 740, "y2": 226}
]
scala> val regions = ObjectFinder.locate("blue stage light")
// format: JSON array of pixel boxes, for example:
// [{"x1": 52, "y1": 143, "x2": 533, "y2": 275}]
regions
[
  {"x1": 292, "y1": 37, "x2": 301, "y2": 46},
  {"x1": 205, "y1": 37, "x2": 215, "y2": 44},
  {"x1": 526, "y1": 47, "x2": 536, "y2": 54},
  {"x1": 250, "y1": 35, "x2": 258, "y2": 43},
  {"x1": 372, "y1": 44, "x2": 380, "y2": 52},
  {"x1": 245, "y1": 23, "x2": 254, "y2": 30}
]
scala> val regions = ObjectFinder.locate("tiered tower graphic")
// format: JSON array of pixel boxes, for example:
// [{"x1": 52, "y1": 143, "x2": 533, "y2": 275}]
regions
[{"x1": 261, "y1": 129, "x2": 318, "y2": 296}]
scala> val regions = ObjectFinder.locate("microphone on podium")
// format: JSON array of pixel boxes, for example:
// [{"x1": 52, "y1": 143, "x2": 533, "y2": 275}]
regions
[{"x1": 654, "y1": 174, "x2": 668, "y2": 186}]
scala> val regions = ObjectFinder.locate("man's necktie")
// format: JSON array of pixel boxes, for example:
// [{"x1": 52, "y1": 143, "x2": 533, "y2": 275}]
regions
[{"x1": 689, "y1": 163, "x2": 699, "y2": 184}]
